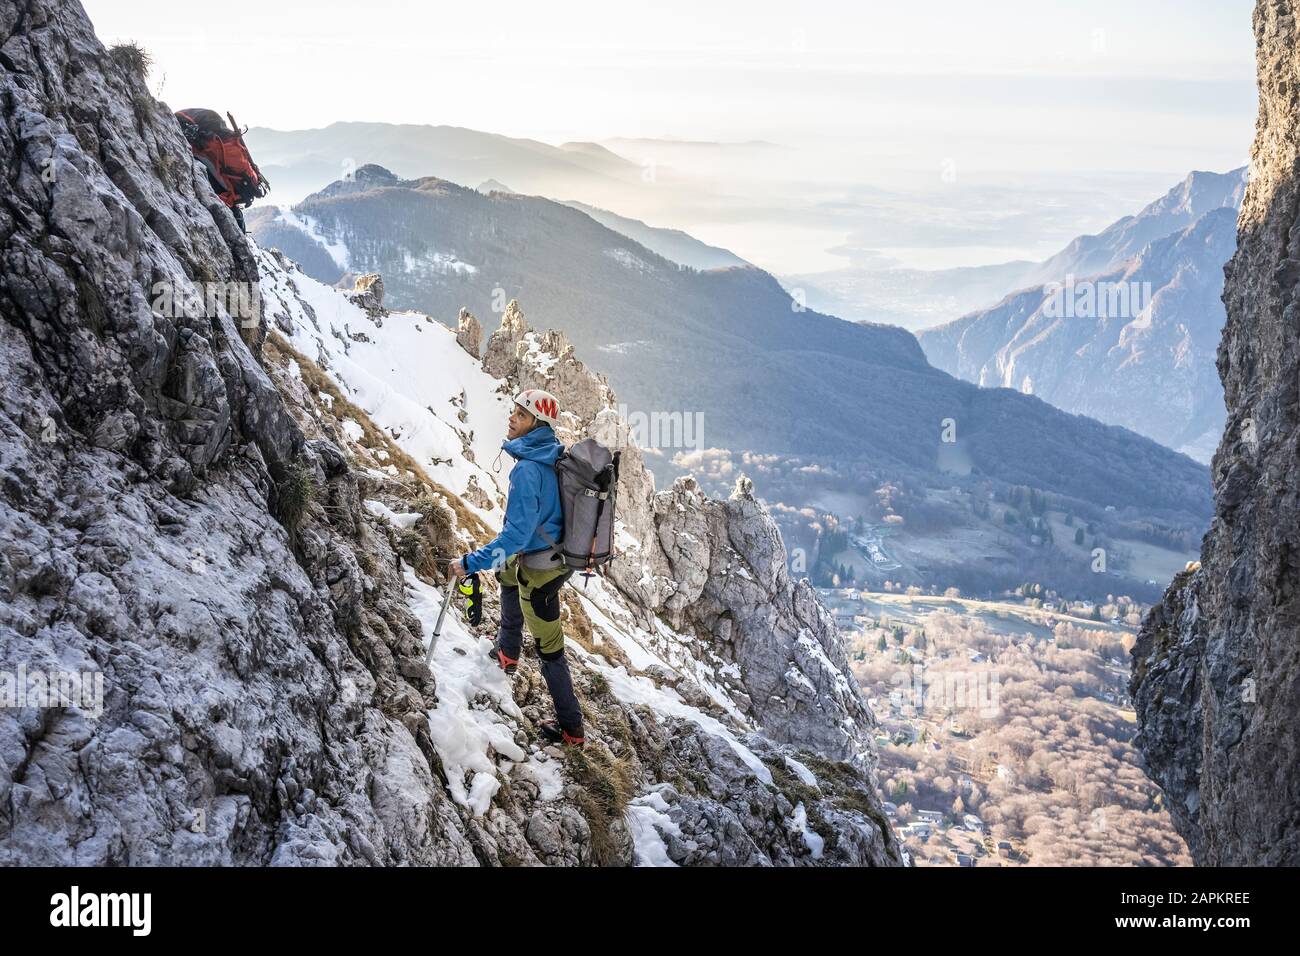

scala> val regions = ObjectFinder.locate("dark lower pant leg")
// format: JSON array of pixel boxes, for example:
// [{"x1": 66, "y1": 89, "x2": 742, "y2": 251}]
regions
[
  {"x1": 497, "y1": 583, "x2": 524, "y2": 659},
  {"x1": 540, "y1": 649, "x2": 584, "y2": 736}
]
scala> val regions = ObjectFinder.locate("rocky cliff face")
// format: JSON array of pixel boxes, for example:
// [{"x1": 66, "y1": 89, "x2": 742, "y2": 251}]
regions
[
  {"x1": 0, "y1": 0, "x2": 467, "y2": 865},
  {"x1": 1130, "y1": 0, "x2": 1300, "y2": 866},
  {"x1": 0, "y1": 0, "x2": 899, "y2": 866}
]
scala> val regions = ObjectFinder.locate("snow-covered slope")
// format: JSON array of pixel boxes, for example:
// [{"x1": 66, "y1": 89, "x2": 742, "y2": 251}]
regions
[
  {"x1": 253, "y1": 245, "x2": 901, "y2": 865},
  {"x1": 260, "y1": 249, "x2": 512, "y2": 520}
]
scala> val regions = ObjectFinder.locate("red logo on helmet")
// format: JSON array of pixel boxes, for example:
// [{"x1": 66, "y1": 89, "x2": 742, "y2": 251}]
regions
[{"x1": 537, "y1": 397, "x2": 557, "y2": 420}]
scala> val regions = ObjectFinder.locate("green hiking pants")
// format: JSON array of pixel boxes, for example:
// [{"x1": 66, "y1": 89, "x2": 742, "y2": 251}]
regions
[
  {"x1": 496, "y1": 555, "x2": 572, "y2": 656},
  {"x1": 496, "y1": 554, "x2": 581, "y2": 734}
]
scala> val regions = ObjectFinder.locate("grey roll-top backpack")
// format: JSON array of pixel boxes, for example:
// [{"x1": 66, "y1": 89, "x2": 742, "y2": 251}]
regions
[{"x1": 533, "y1": 437, "x2": 621, "y2": 576}]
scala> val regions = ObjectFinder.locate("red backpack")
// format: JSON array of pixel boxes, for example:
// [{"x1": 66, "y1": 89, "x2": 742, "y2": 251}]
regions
[{"x1": 175, "y1": 109, "x2": 269, "y2": 210}]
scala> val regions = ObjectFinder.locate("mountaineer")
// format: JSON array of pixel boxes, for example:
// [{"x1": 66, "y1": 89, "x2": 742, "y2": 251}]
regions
[
  {"x1": 451, "y1": 389, "x2": 584, "y2": 747},
  {"x1": 174, "y1": 109, "x2": 269, "y2": 232}
]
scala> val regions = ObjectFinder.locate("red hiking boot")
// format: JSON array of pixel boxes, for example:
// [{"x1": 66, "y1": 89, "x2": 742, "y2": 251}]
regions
[
  {"x1": 486, "y1": 643, "x2": 518, "y2": 676},
  {"x1": 539, "y1": 720, "x2": 585, "y2": 747}
]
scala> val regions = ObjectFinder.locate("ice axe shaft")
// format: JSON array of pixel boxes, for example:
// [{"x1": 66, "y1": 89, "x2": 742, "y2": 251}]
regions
[{"x1": 426, "y1": 574, "x2": 459, "y2": 665}]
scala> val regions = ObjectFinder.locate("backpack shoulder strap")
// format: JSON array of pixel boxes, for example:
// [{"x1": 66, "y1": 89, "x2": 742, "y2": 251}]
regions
[
  {"x1": 534, "y1": 449, "x2": 567, "y2": 554},
  {"x1": 536, "y1": 525, "x2": 561, "y2": 553}
]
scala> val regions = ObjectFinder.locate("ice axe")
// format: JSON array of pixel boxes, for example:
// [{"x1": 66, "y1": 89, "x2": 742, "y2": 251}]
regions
[
  {"x1": 422, "y1": 554, "x2": 463, "y2": 665},
  {"x1": 423, "y1": 556, "x2": 482, "y2": 665},
  {"x1": 425, "y1": 573, "x2": 459, "y2": 666}
]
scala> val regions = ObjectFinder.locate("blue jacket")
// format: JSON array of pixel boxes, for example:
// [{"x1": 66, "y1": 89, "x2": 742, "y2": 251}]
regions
[{"x1": 461, "y1": 424, "x2": 564, "y2": 574}]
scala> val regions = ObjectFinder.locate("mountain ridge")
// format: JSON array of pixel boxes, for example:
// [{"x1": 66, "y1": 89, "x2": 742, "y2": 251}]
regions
[
  {"x1": 249, "y1": 164, "x2": 1213, "y2": 527},
  {"x1": 1019, "y1": 167, "x2": 1247, "y2": 291},
  {"x1": 919, "y1": 169, "x2": 1246, "y2": 460},
  {"x1": 245, "y1": 120, "x2": 645, "y2": 204}
]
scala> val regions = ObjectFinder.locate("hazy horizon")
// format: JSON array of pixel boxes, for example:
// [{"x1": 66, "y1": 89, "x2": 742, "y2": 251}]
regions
[{"x1": 83, "y1": 0, "x2": 1258, "y2": 274}]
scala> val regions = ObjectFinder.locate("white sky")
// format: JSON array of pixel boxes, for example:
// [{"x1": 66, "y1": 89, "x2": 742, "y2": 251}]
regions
[
  {"x1": 84, "y1": 0, "x2": 1254, "y2": 149},
  {"x1": 80, "y1": 0, "x2": 1258, "y2": 271}
]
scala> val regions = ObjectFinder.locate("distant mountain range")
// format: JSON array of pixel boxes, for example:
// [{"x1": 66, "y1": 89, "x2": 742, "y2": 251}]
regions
[
  {"x1": 786, "y1": 169, "x2": 1247, "y2": 333},
  {"x1": 247, "y1": 123, "x2": 746, "y2": 271},
  {"x1": 918, "y1": 169, "x2": 1247, "y2": 461},
  {"x1": 1015, "y1": 168, "x2": 1246, "y2": 289},
  {"x1": 559, "y1": 200, "x2": 747, "y2": 271},
  {"x1": 248, "y1": 164, "x2": 1211, "y2": 525},
  {"x1": 245, "y1": 122, "x2": 644, "y2": 204}
]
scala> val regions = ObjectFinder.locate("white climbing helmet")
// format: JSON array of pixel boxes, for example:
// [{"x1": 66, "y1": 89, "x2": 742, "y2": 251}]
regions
[{"x1": 514, "y1": 388, "x2": 560, "y2": 428}]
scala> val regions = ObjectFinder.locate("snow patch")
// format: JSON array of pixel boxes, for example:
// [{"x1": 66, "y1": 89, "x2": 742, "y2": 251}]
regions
[
  {"x1": 340, "y1": 418, "x2": 364, "y2": 442},
  {"x1": 517, "y1": 754, "x2": 564, "y2": 802},
  {"x1": 255, "y1": 243, "x2": 513, "y2": 515},
  {"x1": 405, "y1": 569, "x2": 524, "y2": 816},
  {"x1": 521, "y1": 332, "x2": 559, "y2": 375},
  {"x1": 277, "y1": 205, "x2": 351, "y2": 271},
  {"x1": 604, "y1": 248, "x2": 653, "y2": 273},
  {"x1": 578, "y1": 645, "x2": 771, "y2": 786},
  {"x1": 364, "y1": 499, "x2": 422, "y2": 530},
  {"x1": 791, "y1": 803, "x2": 824, "y2": 859},
  {"x1": 627, "y1": 788, "x2": 682, "y2": 866},
  {"x1": 784, "y1": 755, "x2": 819, "y2": 788}
]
